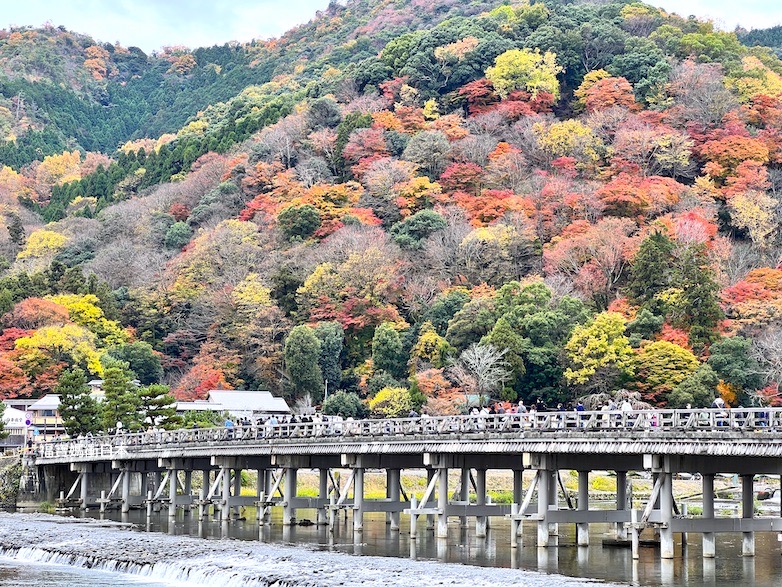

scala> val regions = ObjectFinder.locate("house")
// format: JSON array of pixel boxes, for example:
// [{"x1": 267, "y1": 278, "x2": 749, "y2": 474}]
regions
[
  {"x1": 27, "y1": 394, "x2": 65, "y2": 441},
  {"x1": 1, "y1": 406, "x2": 28, "y2": 450},
  {"x1": 176, "y1": 390, "x2": 290, "y2": 420}
]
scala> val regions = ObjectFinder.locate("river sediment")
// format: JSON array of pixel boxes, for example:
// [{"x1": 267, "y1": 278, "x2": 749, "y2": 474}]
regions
[{"x1": 0, "y1": 512, "x2": 618, "y2": 587}]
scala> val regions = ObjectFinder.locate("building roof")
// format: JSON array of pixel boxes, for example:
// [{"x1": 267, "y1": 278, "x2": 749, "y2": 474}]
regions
[
  {"x1": 176, "y1": 401, "x2": 226, "y2": 413},
  {"x1": 28, "y1": 395, "x2": 61, "y2": 411},
  {"x1": 206, "y1": 390, "x2": 290, "y2": 414},
  {"x1": 2, "y1": 406, "x2": 27, "y2": 430}
]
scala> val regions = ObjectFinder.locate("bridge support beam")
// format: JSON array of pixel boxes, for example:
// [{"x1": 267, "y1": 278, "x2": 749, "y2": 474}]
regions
[
  {"x1": 199, "y1": 470, "x2": 210, "y2": 520},
  {"x1": 121, "y1": 468, "x2": 131, "y2": 514},
  {"x1": 169, "y1": 468, "x2": 178, "y2": 518},
  {"x1": 742, "y1": 474, "x2": 755, "y2": 557},
  {"x1": 387, "y1": 469, "x2": 401, "y2": 530},
  {"x1": 80, "y1": 471, "x2": 89, "y2": 511},
  {"x1": 353, "y1": 466, "x2": 364, "y2": 533},
  {"x1": 476, "y1": 469, "x2": 487, "y2": 538},
  {"x1": 513, "y1": 469, "x2": 523, "y2": 537},
  {"x1": 702, "y1": 473, "x2": 715, "y2": 558},
  {"x1": 616, "y1": 471, "x2": 627, "y2": 540},
  {"x1": 283, "y1": 467, "x2": 297, "y2": 526},
  {"x1": 660, "y1": 469, "x2": 674, "y2": 559},
  {"x1": 537, "y1": 466, "x2": 550, "y2": 546},
  {"x1": 577, "y1": 470, "x2": 589, "y2": 546},
  {"x1": 437, "y1": 466, "x2": 449, "y2": 538},
  {"x1": 460, "y1": 468, "x2": 470, "y2": 529}
]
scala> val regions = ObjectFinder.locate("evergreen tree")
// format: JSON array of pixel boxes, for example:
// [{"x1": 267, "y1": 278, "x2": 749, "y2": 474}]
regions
[
  {"x1": 674, "y1": 244, "x2": 723, "y2": 351},
  {"x1": 101, "y1": 363, "x2": 142, "y2": 432},
  {"x1": 627, "y1": 231, "x2": 675, "y2": 308},
  {"x1": 6, "y1": 212, "x2": 25, "y2": 247},
  {"x1": 372, "y1": 323, "x2": 406, "y2": 380},
  {"x1": 56, "y1": 368, "x2": 102, "y2": 436},
  {"x1": 138, "y1": 384, "x2": 181, "y2": 430},
  {"x1": 314, "y1": 322, "x2": 344, "y2": 392},
  {"x1": 284, "y1": 325, "x2": 323, "y2": 400}
]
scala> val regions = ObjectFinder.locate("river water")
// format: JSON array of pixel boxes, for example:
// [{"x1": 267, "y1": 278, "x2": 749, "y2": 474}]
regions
[{"x1": 1, "y1": 506, "x2": 781, "y2": 586}]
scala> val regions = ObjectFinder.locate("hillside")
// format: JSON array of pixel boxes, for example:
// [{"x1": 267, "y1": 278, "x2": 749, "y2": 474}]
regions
[{"x1": 1, "y1": 0, "x2": 782, "y2": 432}]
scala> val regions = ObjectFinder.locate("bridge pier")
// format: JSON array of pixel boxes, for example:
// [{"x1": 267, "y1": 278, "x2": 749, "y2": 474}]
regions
[
  {"x1": 577, "y1": 470, "x2": 589, "y2": 546},
  {"x1": 460, "y1": 468, "x2": 470, "y2": 529},
  {"x1": 475, "y1": 469, "x2": 487, "y2": 538},
  {"x1": 437, "y1": 464, "x2": 449, "y2": 538},
  {"x1": 702, "y1": 473, "x2": 715, "y2": 557},
  {"x1": 353, "y1": 466, "x2": 364, "y2": 533},
  {"x1": 387, "y1": 469, "x2": 401, "y2": 530},
  {"x1": 80, "y1": 470, "x2": 89, "y2": 511},
  {"x1": 742, "y1": 474, "x2": 755, "y2": 557}
]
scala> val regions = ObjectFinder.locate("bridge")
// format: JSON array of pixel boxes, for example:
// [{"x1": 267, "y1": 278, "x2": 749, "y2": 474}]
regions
[{"x1": 26, "y1": 407, "x2": 782, "y2": 561}]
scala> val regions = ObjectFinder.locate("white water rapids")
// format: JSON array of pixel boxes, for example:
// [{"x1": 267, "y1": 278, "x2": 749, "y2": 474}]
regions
[{"x1": 0, "y1": 513, "x2": 622, "y2": 587}]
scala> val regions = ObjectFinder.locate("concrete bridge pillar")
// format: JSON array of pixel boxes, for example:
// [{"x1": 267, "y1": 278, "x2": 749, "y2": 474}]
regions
[
  {"x1": 353, "y1": 466, "x2": 365, "y2": 532},
  {"x1": 659, "y1": 470, "x2": 674, "y2": 559},
  {"x1": 221, "y1": 467, "x2": 231, "y2": 520},
  {"x1": 437, "y1": 466, "x2": 449, "y2": 538},
  {"x1": 702, "y1": 473, "x2": 715, "y2": 558},
  {"x1": 426, "y1": 469, "x2": 436, "y2": 530},
  {"x1": 548, "y1": 470, "x2": 558, "y2": 542},
  {"x1": 537, "y1": 467, "x2": 550, "y2": 546},
  {"x1": 183, "y1": 470, "x2": 192, "y2": 515},
  {"x1": 616, "y1": 471, "x2": 628, "y2": 540},
  {"x1": 387, "y1": 468, "x2": 401, "y2": 530},
  {"x1": 742, "y1": 474, "x2": 755, "y2": 556},
  {"x1": 121, "y1": 468, "x2": 131, "y2": 514},
  {"x1": 513, "y1": 469, "x2": 524, "y2": 537},
  {"x1": 460, "y1": 468, "x2": 470, "y2": 529},
  {"x1": 199, "y1": 470, "x2": 210, "y2": 520},
  {"x1": 80, "y1": 471, "x2": 89, "y2": 510},
  {"x1": 169, "y1": 468, "x2": 178, "y2": 518},
  {"x1": 152, "y1": 472, "x2": 162, "y2": 512},
  {"x1": 317, "y1": 468, "x2": 329, "y2": 526},
  {"x1": 577, "y1": 470, "x2": 589, "y2": 546},
  {"x1": 233, "y1": 468, "x2": 242, "y2": 518},
  {"x1": 283, "y1": 467, "x2": 298, "y2": 526},
  {"x1": 476, "y1": 468, "x2": 487, "y2": 537}
]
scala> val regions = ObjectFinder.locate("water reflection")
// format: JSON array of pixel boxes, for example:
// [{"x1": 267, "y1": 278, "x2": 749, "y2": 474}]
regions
[{"x1": 73, "y1": 507, "x2": 782, "y2": 587}]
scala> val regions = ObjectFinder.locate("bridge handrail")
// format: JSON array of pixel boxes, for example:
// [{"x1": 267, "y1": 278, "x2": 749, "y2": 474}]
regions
[{"x1": 34, "y1": 407, "x2": 780, "y2": 460}]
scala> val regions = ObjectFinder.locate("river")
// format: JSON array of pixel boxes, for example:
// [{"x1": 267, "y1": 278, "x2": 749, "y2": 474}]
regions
[{"x1": 1, "y1": 507, "x2": 780, "y2": 586}]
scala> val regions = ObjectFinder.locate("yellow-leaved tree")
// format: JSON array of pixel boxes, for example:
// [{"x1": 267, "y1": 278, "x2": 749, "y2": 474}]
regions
[{"x1": 486, "y1": 48, "x2": 562, "y2": 99}]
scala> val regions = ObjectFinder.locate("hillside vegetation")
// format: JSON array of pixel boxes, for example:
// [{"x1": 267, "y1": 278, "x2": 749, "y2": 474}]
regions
[{"x1": 1, "y1": 0, "x2": 782, "y2": 431}]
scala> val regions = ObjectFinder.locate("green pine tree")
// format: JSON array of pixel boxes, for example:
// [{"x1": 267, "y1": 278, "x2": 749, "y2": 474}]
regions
[
  {"x1": 138, "y1": 384, "x2": 181, "y2": 430},
  {"x1": 56, "y1": 368, "x2": 103, "y2": 436}
]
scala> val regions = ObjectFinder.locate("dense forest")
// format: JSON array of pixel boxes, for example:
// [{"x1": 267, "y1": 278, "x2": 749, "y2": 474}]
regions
[{"x1": 2, "y1": 0, "x2": 782, "y2": 432}]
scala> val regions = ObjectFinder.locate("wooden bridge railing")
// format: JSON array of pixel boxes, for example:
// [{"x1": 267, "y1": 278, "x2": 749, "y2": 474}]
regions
[{"x1": 34, "y1": 407, "x2": 782, "y2": 462}]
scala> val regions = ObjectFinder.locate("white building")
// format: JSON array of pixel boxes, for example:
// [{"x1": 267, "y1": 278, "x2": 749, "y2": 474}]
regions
[
  {"x1": 1, "y1": 406, "x2": 28, "y2": 450},
  {"x1": 176, "y1": 390, "x2": 290, "y2": 420}
]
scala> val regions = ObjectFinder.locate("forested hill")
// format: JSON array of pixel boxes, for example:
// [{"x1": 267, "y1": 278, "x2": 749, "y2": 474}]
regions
[
  {"x1": 0, "y1": 1, "x2": 503, "y2": 168},
  {"x1": 2, "y1": 0, "x2": 782, "y2": 433}
]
